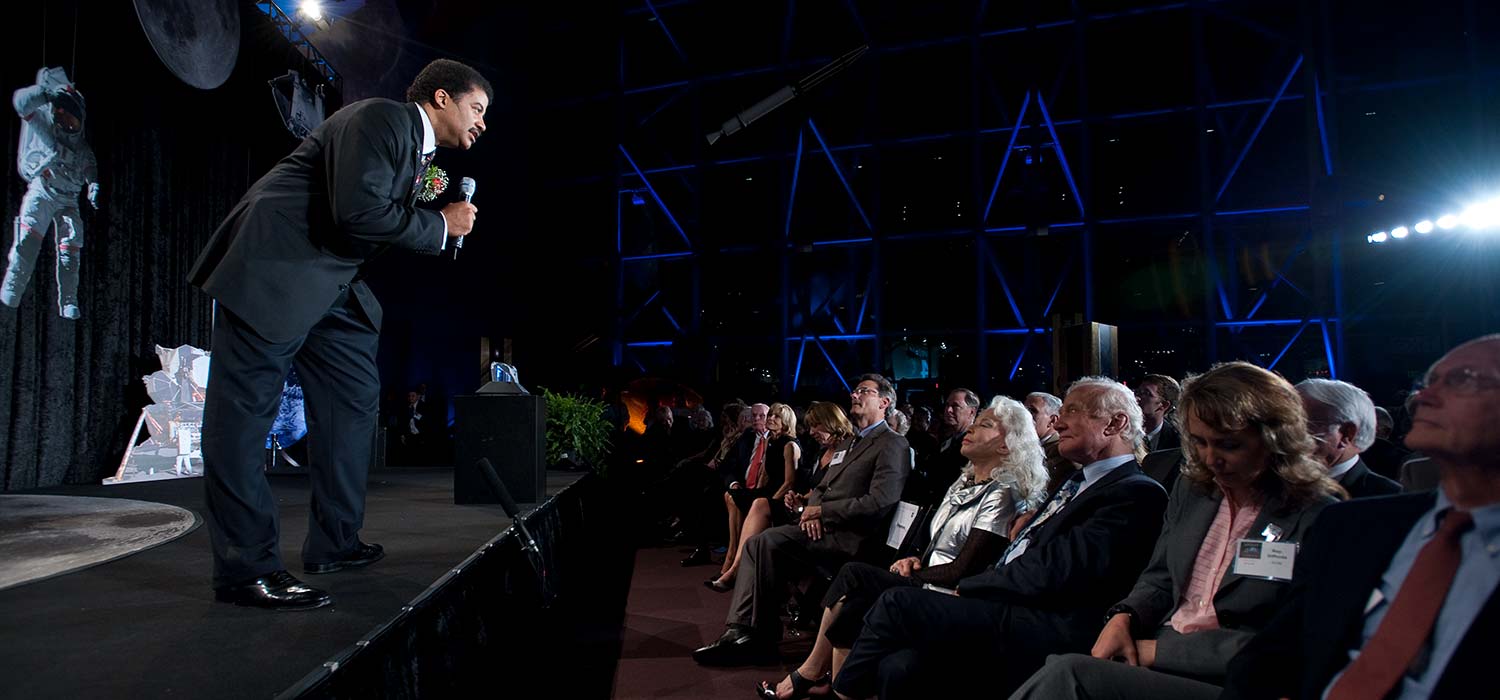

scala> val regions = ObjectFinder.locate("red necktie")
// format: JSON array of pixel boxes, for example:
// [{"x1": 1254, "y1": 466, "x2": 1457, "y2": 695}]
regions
[
  {"x1": 744, "y1": 436, "x2": 767, "y2": 489},
  {"x1": 1327, "y1": 509, "x2": 1474, "y2": 700}
]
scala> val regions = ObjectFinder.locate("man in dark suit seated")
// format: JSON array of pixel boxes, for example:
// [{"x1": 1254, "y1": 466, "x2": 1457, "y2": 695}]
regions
[
  {"x1": 1136, "y1": 374, "x2": 1182, "y2": 452},
  {"x1": 692, "y1": 374, "x2": 910, "y2": 666},
  {"x1": 1296, "y1": 378, "x2": 1401, "y2": 499},
  {"x1": 833, "y1": 376, "x2": 1169, "y2": 699},
  {"x1": 1223, "y1": 334, "x2": 1500, "y2": 700},
  {"x1": 189, "y1": 59, "x2": 489, "y2": 610},
  {"x1": 903, "y1": 389, "x2": 979, "y2": 506},
  {"x1": 1361, "y1": 406, "x2": 1410, "y2": 481},
  {"x1": 1025, "y1": 391, "x2": 1075, "y2": 495}
]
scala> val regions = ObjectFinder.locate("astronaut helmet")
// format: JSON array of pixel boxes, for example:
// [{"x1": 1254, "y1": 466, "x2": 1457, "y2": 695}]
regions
[{"x1": 50, "y1": 92, "x2": 85, "y2": 135}]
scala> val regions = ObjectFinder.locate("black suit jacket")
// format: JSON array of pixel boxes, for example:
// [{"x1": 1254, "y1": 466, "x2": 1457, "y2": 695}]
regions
[
  {"x1": 1337, "y1": 458, "x2": 1402, "y2": 499},
  {"x1": 1223, "y1": 492, "x2": 1500, "y2": 699},
  {"x1": 1140, "y1": 447, "x2": 1184, "y2": 492},
  {"x1": 1147, "y1": 422, "x2": 1181, "y2": 452},
  {"x1": 189, "y1": 99, "x2": 445, "y2": 342},
  {"x1": 957, "y1": 459, "x2": 1169, "y2": 650}
]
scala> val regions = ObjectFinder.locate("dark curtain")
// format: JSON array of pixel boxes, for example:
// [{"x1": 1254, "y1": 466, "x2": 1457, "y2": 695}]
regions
[{"x1": 0, "y1": 1, "x2": 333, "y2": 489}]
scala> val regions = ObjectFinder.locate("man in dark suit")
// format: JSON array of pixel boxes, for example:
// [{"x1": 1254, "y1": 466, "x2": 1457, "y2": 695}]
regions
[
  {"x1": 1025, "y1": 391, "x2": 1075, "y2": 495},
  {"x1": 692, "y1": 374, "x2": 910, "y2": 666},
  {"x1": 903, "y1": 388, "x2": 977, "y2": 506},
  {"x1": 1224, "y1": 335, "x2": 1500, "y2": 700},
  {"x1": 834, "y1": 377, "x2": 1169, "y2": 699},
  {"x1": 189, "y1": 59, "x2": 490, "y2": 610},
  {"x1": 1296, "y1": 379, "x2": 1401, "y2": 498},
  {"x1": 1136, "y1": 374, "x2": 1182, "y2": 452}
]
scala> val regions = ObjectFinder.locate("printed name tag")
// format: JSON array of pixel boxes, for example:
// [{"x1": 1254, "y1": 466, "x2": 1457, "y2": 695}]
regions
[
  {"x1": 1232, "y1": 539, "x2": 1296, "y2": 581},
  {"x1": 830, "y1": 450, "x2": 847, "y2": 465}
]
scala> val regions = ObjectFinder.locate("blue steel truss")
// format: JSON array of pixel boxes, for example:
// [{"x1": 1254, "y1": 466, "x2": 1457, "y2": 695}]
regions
[
  {"x1": 605, "y1": 0, "x2": 1490, "y2": 396},
  {"x1": 254, "y1": 2, "x2": 340, "y2": 87}
]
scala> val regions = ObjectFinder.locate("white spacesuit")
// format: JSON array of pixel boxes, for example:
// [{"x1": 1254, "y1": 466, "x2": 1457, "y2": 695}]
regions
[{"x1": 2, "y1": 67, "x2": 99, "y2": 319}]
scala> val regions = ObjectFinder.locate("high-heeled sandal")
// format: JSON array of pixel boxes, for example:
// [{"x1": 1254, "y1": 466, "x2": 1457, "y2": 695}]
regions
[
  {"x1": 704, "y1": 578, "x2": 733, "y2": 593},
  {"x1": 753, "y1": 670, "x2": 830, "y2": 700}
]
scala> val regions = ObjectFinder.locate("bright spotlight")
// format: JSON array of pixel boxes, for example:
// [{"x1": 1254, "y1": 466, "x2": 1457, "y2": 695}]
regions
[
  {"x1": 1460, "y1": 198, "x2": 1500, "y2": 230},
  {"x1": 300, "y1": 0, "x2": 323, "y2": 21},
  {"x1": 1391, "y1": 226, "x2": 1409, "y2": 239},
  {"x1": 1414, "y1": 220, "x2": 1434, "y2": 234},
  {"x1": 1369, "y1": 232, "x2": 1389, "y2": 243},
  {"x1": 1437, "y1": 214, "x2": 1459, "y2": 229}
]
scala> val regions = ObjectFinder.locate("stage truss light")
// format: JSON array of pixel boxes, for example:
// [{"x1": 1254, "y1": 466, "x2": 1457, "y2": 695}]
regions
[
  {"x1": 1414, "y1": 220, "x2": 1434, "y2": 234},
  {"x1": 1368, "y1": 231, "x2": 1388, "y2": 243},
  {"x1": 1460, "y1": 198, "x2": 1500, "y2": 231},
  {"x1": 1390, "y1": 226, "x2": 1409, "y2": 239},
  {"x1": 300, "y1": 0, "x2": 324, "y2": 21}
]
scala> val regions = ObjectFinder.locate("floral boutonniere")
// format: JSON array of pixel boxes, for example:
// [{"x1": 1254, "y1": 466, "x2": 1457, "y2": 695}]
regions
[{"x1": 417, "y1": 164, "x2": 449, "y2": 202}]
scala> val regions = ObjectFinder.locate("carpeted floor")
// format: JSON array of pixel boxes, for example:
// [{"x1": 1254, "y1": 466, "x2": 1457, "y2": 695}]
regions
[{"x1": 612, "y1": 544, "x2": 817, "y2": 699}]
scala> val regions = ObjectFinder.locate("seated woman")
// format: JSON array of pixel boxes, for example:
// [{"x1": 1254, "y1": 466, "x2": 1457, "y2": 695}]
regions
[
  {"x1": 708, "y1": 402, "x2": 802, "y2": 591},
  {"x1": 758, "y1": 396, "x2": 1049, "y2": 699},
  {"x1": 1012, "y1": 361, "x2": 1346, "y2": 700}
]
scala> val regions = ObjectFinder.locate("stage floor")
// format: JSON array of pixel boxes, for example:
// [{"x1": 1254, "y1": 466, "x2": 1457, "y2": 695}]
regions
[{"x1": 0, "y1": 467, "x2": 586, "y2": 699}]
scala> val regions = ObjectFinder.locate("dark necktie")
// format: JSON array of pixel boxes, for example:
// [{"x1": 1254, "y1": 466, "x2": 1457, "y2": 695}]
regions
[
  {"x1": 413, "y1": 151, "x2": 434, "y2": 192},
  {"x1": 1002, "y1": 470, "x2": 1086, "y2": 563},
  {"x1": 1327, "y1": 509, "x2": 1474, "y2": 700}
]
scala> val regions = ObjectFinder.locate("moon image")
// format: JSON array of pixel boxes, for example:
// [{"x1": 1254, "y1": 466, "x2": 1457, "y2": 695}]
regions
[{"x1": 131, "y1": 0, "x2": 240, "y2": 90}]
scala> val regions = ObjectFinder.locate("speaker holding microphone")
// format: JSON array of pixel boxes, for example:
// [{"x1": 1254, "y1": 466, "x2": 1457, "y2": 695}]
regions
[{"x1": 454, "y1": 176, "x2": 475, "y2": 259}]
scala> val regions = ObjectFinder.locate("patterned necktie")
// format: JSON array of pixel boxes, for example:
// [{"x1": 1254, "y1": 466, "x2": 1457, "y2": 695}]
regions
[
  {"x1": 1002, "y1": 471, "x2": 1085, "y2": 564},
  {"x1": 412, "y1": 151, "x2": 434, "y2": 192},
  {"x1": 744, "y1": 436, "x2": 768, "y2": 489},
  {"x1": 1327, "y1": 509, "x2": 1474, "y2": 700}
]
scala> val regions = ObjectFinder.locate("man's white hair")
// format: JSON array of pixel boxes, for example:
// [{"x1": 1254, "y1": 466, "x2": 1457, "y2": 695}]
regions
[
  {"x1": 1295, "y1": 378, "x2": 1376, "y2": 451},
  {"x1": 1067, "y1": 376, "x2": 1144, "y2": 446}
]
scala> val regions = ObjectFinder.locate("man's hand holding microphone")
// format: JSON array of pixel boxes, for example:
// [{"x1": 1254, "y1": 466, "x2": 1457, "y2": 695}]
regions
[{"x1": 441, "y1": 177, "x2": 478, "y2": 259}]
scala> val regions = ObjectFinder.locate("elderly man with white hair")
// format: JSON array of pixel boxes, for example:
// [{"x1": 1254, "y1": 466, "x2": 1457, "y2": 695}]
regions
[
  {"x1": 1296, "y1": 379, "x2": 1401, "y2": 499},
  {"x1": 833, "y1": 377, "x2": 1168, "y2": 699}
]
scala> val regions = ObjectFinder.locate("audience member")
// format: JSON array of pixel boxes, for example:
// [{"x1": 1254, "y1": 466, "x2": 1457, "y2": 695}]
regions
[
  {"x1": 905, "y1": 389, "x2": 979, "y2": 506},
  {"x1": 1014, "y1": 361, "x2": 1344, "y2": 699},
  {"x1": 1361, "y1": 405, "x2": 1410, "y2": 481},
  {"x1": 833, "y1": 376, "x2": 1168, "y2": 698},
  {"x1": 758, "y1": 395, "x2": 1049, "y2": 700},
  {"x1": 1137, "y1": 374, "x2": 1183, "y2": 452},
  {"x1": 1296, "y1": 379, "x2": 1401, "y2": 498},
  {"x1": 692, "y1": 374, "x2": 910, "y2": 666},
  {"x1": 708, "y1": 403, "x2": 802, "y2": 591},
  {"x1": 1222, "y1": 334, "x2": 1500, "y2": 700},
  {"x1": 1025, "y1": 391, "x2": 1073, "y2": 495}
]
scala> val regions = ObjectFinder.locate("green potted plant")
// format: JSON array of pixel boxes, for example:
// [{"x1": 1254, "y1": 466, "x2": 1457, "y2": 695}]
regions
[{"x1": 540, "y1": 387, "x2": 612, "y2": 475}]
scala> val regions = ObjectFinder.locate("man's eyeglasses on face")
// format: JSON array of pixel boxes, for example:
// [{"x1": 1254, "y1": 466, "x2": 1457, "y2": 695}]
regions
[
  {"x1": 852, "y1": 387, "x2": 881, "y2": 397},
  {"x1": 1413, "y1": 367, "x2": 1500, "y2": 397}
]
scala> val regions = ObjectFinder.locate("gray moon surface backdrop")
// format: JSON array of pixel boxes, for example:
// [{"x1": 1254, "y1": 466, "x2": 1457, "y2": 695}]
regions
[{"x1": 132, "y1": 0, "x2": 241, "y2": 90}]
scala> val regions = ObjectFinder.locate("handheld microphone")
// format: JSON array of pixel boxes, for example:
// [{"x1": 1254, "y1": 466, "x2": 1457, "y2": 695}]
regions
[{"x1": 455, "y1": 176, "x2": 475, "y2": 259}]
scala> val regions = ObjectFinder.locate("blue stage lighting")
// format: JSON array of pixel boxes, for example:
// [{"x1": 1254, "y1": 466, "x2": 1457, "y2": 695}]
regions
[
  {"x1": 1460, "y1": 198, "x2": 1500, "y2": 230},
  {"x1": 1437, "y1": 214, "x2": 1459, "y2": 230},
  {"x1": 1414, "y1": 220, "x2": 1434, "y2": 234},
  {"x1": 1369, "y1": 231, "x2": 1389, "y2": 243},
  {"x1": 1390, "y1": 226, "x2": 1409, "y2": 239}
]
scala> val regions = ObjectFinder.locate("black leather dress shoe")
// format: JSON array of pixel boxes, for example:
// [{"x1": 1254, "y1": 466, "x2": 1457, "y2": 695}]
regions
[
  {"x1": 691, "y1": 627, "x2": 777, "y2": 667},
  {"x1": 214, "y1": 571, "x2": 332, "y2": 611},
  {"x1": 303, "y1": 541, "x2": 385, "y2": 574}
]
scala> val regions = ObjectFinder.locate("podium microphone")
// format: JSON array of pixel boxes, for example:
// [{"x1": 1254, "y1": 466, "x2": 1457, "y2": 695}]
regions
[{"x1": 455, "y1": 176, "x2": 475, "y2": 259}]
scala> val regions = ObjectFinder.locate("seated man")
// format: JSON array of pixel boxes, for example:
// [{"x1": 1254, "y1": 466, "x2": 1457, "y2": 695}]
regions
[
  {"x1": 1296, "y1": 378, "x2": 1401, "y2": 499},
  {"x1": 1222, "y1": 334, "x2": 1500, "y2": 700},
  {"x1": 692, "y1": 374, "x2": 910, "y2": 666},
  {"x1": 834, "y1": 377, "x2": 1169, "y2": 699}
]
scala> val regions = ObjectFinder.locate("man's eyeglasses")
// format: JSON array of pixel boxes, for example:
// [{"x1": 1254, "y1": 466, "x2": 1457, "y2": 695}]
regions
[
  {"x1": 1412, "y1": 367, "x2": 1500, "y2": 397},
  {"x1": 852, "y1": 387, "x2": 881, "y2": 397}
]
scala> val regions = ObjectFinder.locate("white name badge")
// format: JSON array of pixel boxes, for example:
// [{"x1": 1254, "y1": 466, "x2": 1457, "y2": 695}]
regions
[
  {"x1": 830, "y1": 450, "x2": 847, "y2": 465},
  {"x1": 1232, "y1": 539, "x2": 1296, "y2": 581}
]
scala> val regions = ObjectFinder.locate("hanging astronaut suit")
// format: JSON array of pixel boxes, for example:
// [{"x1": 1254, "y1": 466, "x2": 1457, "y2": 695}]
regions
[{"x1": 1, "y1": 67, "x2": 99, "y2": 320}]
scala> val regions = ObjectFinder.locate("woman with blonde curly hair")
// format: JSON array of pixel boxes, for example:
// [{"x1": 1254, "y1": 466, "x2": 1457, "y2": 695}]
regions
[
  {"x1": 759, "y1": 396, "x2": 1049, "y2": 699},
  {"x1": 1014, "y1": 361, "x2": 1345, "y2": 700}
]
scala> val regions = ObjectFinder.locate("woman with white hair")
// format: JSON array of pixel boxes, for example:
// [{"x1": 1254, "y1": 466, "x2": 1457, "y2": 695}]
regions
[{"x1": 756, "y1": 395, "x2": 1049, "y2": 700}]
